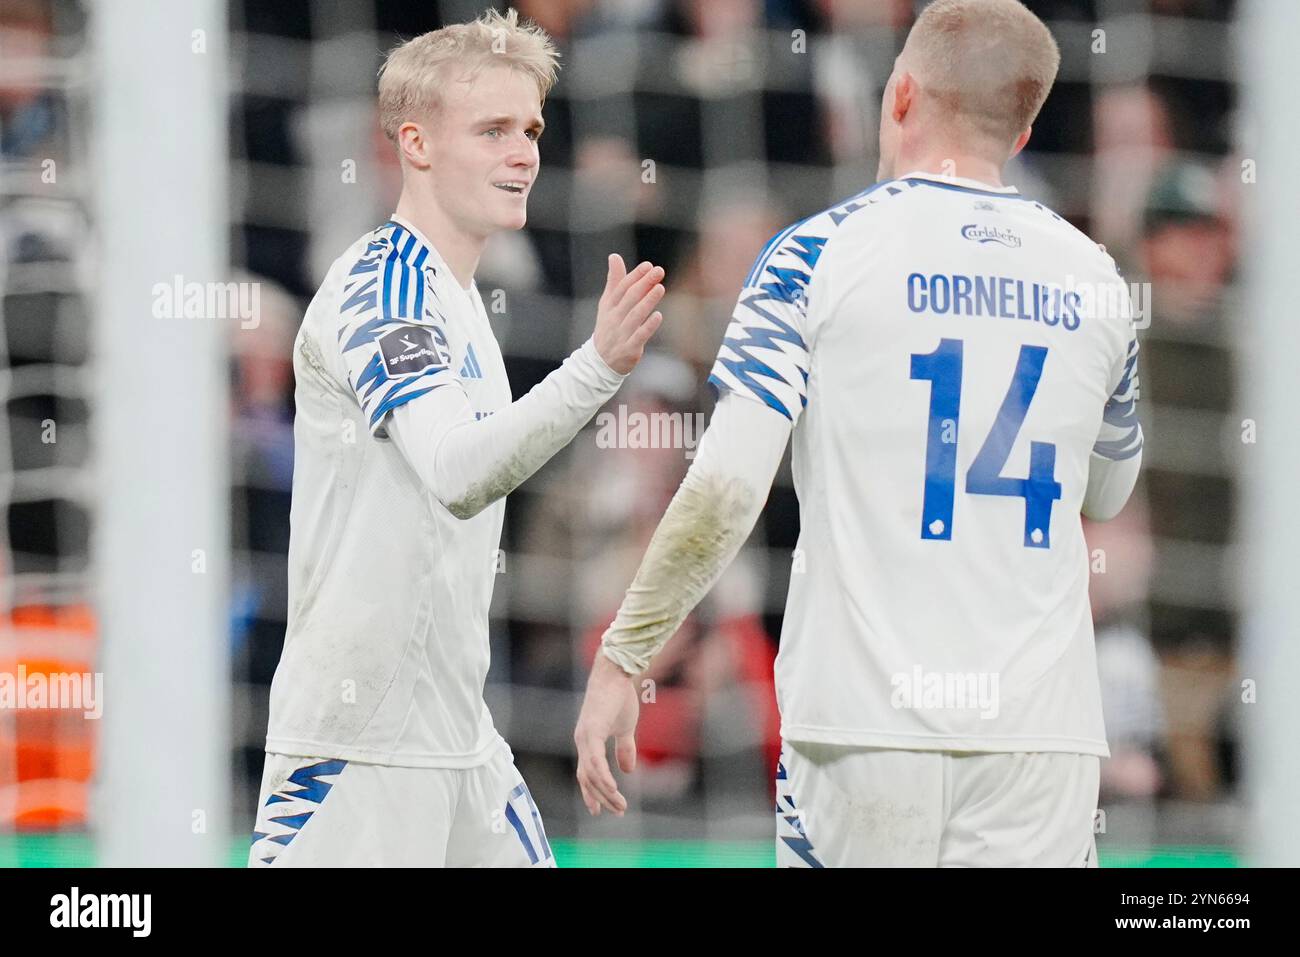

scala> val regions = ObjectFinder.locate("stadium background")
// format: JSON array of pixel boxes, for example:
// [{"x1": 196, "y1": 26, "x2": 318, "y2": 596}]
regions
[{"x1": 0, "y1": 0, "x2": 1260, "y2": 866}]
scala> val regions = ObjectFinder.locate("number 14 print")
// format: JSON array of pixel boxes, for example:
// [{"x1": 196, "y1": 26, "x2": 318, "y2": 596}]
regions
[{"x1": 910, "y1": 338, "x2": 1062, "y2": 549}]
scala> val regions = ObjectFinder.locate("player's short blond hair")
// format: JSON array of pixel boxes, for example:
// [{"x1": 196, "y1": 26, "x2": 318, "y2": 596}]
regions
[
  {"x1": 377, "y1": 8, "x2": 560, "y2": 143},
  {"x1": 901, "y1": 0, "x2": 1060, "y2": 145}
]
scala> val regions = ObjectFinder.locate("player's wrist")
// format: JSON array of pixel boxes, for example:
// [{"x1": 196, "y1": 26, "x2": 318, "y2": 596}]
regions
[
  {"x1": 580, "y1": 336, "x2": 627, "y2": 385},
  {"x1": 598, "y1": 642, "x2": 642, "y2": 679}
]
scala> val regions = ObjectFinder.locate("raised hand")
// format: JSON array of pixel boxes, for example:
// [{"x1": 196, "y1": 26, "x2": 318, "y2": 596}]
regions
[{"x1": 592, "y1": 254, "x2": 666, "y2": 375}]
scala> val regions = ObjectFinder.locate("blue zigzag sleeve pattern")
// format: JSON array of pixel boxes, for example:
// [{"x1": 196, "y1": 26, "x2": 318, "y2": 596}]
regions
[
  {"x1": 337, "y1": 223, "x2": 455, "y2": 437},
  {"x1": 709, "y1": 229, "x2": 828, "y2": 421},
  {"x1": 709, "y1": 184, "x2": 894, "y2": 422},
  {"x1": 1094, "y1": 336, "x2": 1143, "y2": 461}
]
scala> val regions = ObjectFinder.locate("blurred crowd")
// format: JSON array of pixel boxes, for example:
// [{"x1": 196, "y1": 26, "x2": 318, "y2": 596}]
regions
[
  {"x1": 1, "y1": 0, "x2": 1247, "y2": 848},
  {"x1": 0, "y1": 0, "x2": 93, "y2": 828}
]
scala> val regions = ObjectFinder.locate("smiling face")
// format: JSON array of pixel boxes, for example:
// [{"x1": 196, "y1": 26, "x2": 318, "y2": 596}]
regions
[{"x1": 425, "y1": 64, "x2": 544, "y2": 239}]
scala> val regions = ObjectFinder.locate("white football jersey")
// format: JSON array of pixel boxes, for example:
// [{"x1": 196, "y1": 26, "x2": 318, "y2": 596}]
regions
[
  {"x1": 710, "y1": 172, "x2": 1141, "y2": 756},
  {"x1": 265, "y1": 215, "x2": 512, "y2": 767}
]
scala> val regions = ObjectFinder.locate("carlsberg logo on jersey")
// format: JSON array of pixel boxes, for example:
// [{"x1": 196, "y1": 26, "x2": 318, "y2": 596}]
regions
[
  {"x1": 961, "y1": 223, "x2": 1022, "y2": 247},
  {"x1": 890, "y1": 666, "x2": 1000, "y2": 719}
]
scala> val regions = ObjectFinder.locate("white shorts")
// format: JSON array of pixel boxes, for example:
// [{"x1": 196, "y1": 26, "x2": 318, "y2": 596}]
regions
[
  {"x1": 775, "y1": 741, "x2": 1099, "y2": 867},
  {"x1": 248, "y1": 743, "x2": 555, "y2": 867}
]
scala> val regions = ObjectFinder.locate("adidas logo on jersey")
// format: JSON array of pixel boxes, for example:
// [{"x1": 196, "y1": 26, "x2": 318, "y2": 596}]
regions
[{"x1": 459, "y1": 343, "x2": 484, "y2": 379}]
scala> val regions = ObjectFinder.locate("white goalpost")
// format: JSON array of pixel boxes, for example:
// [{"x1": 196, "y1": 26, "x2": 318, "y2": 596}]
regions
[
  {"x1": 1241, "y1": 0, "x2": 1300, "y2": 868},
  {"x1": 90, "y1": 0, "x2": 230, "y2": 865}
]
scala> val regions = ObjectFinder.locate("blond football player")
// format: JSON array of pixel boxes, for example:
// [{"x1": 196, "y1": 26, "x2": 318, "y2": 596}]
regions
[{"x1": 252, "y1": 9, "x2": 665, "y2": 867}]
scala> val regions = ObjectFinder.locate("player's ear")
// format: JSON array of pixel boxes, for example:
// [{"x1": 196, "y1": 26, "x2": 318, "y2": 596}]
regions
[
  {"x1": 892, "y1": 71, "x2": 916, "y2": 123},
  {"x1": 1009, "y1": 126, "x2": 1032, "y2": 159},
  {"x1": 398, "y1": 121, "x2": 433, "y2": 170}
]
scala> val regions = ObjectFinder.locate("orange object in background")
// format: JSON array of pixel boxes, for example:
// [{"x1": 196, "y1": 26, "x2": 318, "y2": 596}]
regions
[{"x1": 0, "y1": 603, "x2": 98, "y2": 830}]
